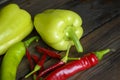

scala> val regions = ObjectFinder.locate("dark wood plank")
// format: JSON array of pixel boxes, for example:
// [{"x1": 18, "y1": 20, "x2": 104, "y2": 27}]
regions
[
  {"x1": 81, "y1": 16, "x2": 120, "y2": 52},
  {"x1": 0, "y1": 0, "x2": 120, "y2": 80},
  {"x1": 10, "y1": 0, "x2": 72, "y2": 16},
  {"x1": 59, "y1": 0, "x2": 120, "y2": 35},
  {"x1": 0, "y1": 0, "x2": 9, "y2": 5}
]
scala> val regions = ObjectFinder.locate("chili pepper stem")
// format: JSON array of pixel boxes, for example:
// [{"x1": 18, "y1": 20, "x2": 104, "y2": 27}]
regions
[
  {"x1": 24, "y1": 36, "x2": 39, "y2": 48},
  {"x1": 36, "y1": 45, "x2": 71, "y2": 80},
  {"x1": 94, "y1": 49, "x2": 110, "y2": 60},
  {"x1": 33, "y1": 74, "x2": 37, "y2": 80},
  {"x1": 25, "y1": 65, "x2": 41, "y2": 78},
  {"x1": 39, "y1": 77, "x2": 43, "y2": 80},
  {"x1": 61, "y1": 44, "x2": 71, "y2": 63},
  {"x1": 68, "y1": 57, "x2": 80, "y2": 61},
  {"x1": 66, "y1": 27, "x2": 83, "y2": 53}
]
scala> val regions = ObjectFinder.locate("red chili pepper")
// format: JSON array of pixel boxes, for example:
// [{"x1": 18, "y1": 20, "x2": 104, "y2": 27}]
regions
[
  {"x1": 44, "y1": 49, "x2": 110, "y2": 80},
  {"x1": 36, "y1": 46, "x2": 61, "y2": 59},
  {"x1": 26, "y1": 49, "x2": 34, "y2": 70},
  {"x1": 36, "y1": 58, "x2": 80, "y2": 79},
  {"x1": 25, "y1": 36, "x2": 40, "y2": 70},
  {"x1": 25, "y1": 54, "x2": 47, "y2": 78},
  {"x1": 37, "y1": 54, "x2": 47, "y2": 67},
  {"x1": 36, "y1": 44, "x2": 71, "y2": 80},
  {"x1": 36, "y1": 61, "x2": 65, "y2": 80},
  {"x1": 31, "y1": 54, "x2": 39, "y2": 63},
  {"x1": 26, "y1": 49, "x2": 37, "y2": 80}
]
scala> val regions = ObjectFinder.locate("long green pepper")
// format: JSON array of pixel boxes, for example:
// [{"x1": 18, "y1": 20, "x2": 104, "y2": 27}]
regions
[{"x1": 0, "y1": 36, "x2": 39, "y2": 80}]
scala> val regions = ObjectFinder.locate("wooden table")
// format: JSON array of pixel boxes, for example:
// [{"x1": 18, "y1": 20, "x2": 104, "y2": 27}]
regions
[{"x1": 0, "y1": 0, "x2": 120, "y2": 80}]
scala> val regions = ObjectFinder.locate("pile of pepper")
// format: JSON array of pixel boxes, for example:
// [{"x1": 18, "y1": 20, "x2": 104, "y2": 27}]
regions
[
  {"x1": 0, "y1": 3, "x2": 111, "y2": 80},
  {"x1": 25, "y1": 45, "x2": 110, "y2": 80}
]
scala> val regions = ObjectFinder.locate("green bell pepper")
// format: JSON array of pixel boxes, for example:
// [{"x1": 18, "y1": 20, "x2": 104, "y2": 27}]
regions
[
  {"x1": 34, "y1": 9, "x2": 83, "y2": 52},
  {"x1": 0, "y1": 4, "x2": 33, "y2": 55}
]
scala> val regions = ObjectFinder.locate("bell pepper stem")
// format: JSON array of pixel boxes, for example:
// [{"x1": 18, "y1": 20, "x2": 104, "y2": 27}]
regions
[
  {"x1": 61, "y1": 44, "x2": 71, "y2": 63},
  {"x1": 24, "y1": 36, "x2": 39, "y2": 48},
  {"x1": 25, "y1": 65, "x2": 41, "y2": 78},
  {"x1": 66, "y1": 27, "x2": 83, "y2": 52}
]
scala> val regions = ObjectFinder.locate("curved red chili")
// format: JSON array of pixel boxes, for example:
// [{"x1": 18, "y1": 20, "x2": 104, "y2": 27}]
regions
[
  {"x1": 26, "y1": 49, "x2": 34, "y2": 70},
  {"x1": 45, "y1": 53, "x2": 98, "y2": 80},
  {"x1": 36, "y1": 46, "x2": 61, "y2": 59},
  {"x1": 45, "y1": 49, "x2": 110, "y2": 80},
  {"x1": 36, "y1": 61, "x2": 65, "y2": 80}
]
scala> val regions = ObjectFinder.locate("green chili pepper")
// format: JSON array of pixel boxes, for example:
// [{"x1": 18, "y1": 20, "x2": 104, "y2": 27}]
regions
[
  {"x1": 0, "y1": 36, "x2": 39, "y2": 80},
  {"x1": 0, "y1": 3, "x2": 33, "y2": 55},
  {"x1": 34, "y1": 9, "x2": 83, "y2": 52}
]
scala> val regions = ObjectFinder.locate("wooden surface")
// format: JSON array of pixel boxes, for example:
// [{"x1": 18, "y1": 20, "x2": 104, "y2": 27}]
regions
[{"x1": 0, "y1": 0, "x2": 120, "y2": 80}]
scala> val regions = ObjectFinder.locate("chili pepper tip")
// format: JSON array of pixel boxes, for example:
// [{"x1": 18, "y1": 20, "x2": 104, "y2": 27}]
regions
[{"x1": 24, "y1": 36, "x2": 39, "y2": 48}]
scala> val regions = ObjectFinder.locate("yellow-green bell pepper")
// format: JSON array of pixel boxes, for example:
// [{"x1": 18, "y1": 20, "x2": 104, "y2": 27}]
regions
[
  {"x1": 34, "y1": 9, "x2": 83, "y2": 52},
  {"x1": 0, "y1": 4, "x2": 33, "y2": 55}
]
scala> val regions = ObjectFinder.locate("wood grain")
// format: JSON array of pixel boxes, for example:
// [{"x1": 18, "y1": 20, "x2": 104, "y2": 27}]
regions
[{"x1": 0, "y1": 0, "x2": 120, "y2": 80}]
